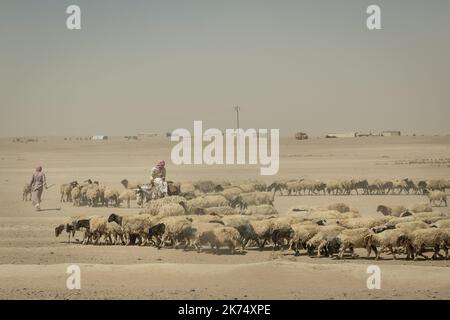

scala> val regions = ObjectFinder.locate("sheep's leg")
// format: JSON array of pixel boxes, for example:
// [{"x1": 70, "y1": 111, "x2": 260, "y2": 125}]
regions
[
  {"x1": 259, "y1": 239, "x2": 267, "y2": 251},
  {"x1": 388, "y1": 245, "x2": 396, "y2": 260},
  {"x1": 317, "y1": 242, "x2": 326, "y2": 257}
]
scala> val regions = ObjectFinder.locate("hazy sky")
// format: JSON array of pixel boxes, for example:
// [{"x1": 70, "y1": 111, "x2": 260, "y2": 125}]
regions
[{"x1": 0, "y1": 0, "x2": 449, "y2": 137}]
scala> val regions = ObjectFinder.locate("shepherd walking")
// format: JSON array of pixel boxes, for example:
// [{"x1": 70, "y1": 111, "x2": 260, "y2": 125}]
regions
[{"x1": 30, "y1": 166, "x2": 47, "y2": 211}]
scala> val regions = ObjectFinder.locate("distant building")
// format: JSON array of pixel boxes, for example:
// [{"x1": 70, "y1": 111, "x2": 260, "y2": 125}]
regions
[
  {"x1": 381, "y1": 131, "x2": 401, "y2": 137},
  {"x1": 294, "y1": 132, "x2": 308, "y2": 140},
  {"x1": 326, "y1": 132, "x2": 357, "y2": 138},
  {"x1": 357, "y1": 132, "x2": 373, "y2": 137},
  {"x1": 92, "y1": 135, "x2": 108, "y2": 140}
]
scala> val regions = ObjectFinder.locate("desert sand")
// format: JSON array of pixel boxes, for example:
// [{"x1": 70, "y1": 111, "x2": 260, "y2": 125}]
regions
[{"x1": 0, "y1": 135, "x2": 449, "y2": 299}]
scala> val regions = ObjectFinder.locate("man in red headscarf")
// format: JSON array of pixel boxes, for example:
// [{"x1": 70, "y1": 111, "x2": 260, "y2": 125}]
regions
[
  {"x1": 30, "y1": 166, "x2": 47, "y2": 211},
  {"x1": 150, "y1": 160, "x2": 167, "y2": 196}
]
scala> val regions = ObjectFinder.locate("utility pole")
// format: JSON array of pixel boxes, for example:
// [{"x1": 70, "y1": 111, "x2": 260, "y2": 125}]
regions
[{"x1": 234, "y1": 105, "x2": 240, "y2": 129}]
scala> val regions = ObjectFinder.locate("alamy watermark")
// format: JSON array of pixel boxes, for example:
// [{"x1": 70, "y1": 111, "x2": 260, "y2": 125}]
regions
[
  {"x1": 66, "y1": 264, "x2": 81, "y2": 290},
  {"x1": 170, "y1": 121, "x2": 279, "y2": 175},
  {"x1": 366, "y1": 265, "x2": 381, "y2": 290}
]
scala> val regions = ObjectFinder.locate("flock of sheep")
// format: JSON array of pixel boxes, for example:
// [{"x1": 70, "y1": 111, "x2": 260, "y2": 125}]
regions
[
  {"x1": 22, "y1": 177, "x2": 449, "y2": 209},
  {"x1": 53, "y1": 179, "x2": 450, "y2": 260},
  {"x1": 268, "y1": 178, "x2": 449, "y2": 197}
]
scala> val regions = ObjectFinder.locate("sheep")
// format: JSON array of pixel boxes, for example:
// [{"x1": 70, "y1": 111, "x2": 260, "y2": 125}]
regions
[
  {"x1": 193, "y1": 180, "x2": 222, "y2": 193},
  {"x1": 249, "y1": 219, "x2": 274, "y2": 250},
  {"x1": 406, "y1": 228, "x2": 450, "y2": 260},
  {"x1": 269, "y1": 217, "x2": 295, "y2": 250},
  {"x1": 336, "y1": 228, "x2": 374, "y2": 259},
  {"x1": 140, "y1": 196, "x2": 188, "y2": 213},
  {"x1": 395, "y1": 221, "x2": 429, "y2": 233},
  {"x1": 119, "y1": 189, "x2": 136, "y2": 208},
  {"x1": 120, "y1": 179, "x2": 142, "y2": 190},
  {"x1": 22, "y1": 183, "x2": 31, "y2": 201},
  {"x1": 190, "y1": 214, "x2": 224, "y2": 224},
  {"x1": 55, "y1": 216, "x2": 88, "y2": 243},
  {"x1": 354, "y1": 179, "x2": 369, "y2": 195},
  {"x1": 185, "y1": 195, "x2": 229, "y2": 213},
  {"x1": 204, "y1": 206, "x2": 238, "y2": 216},
  {"x1": 425, "y1": 190, "x2": 447, "y2": 207},
  {"x1": 108, "y1": 213, "x2": 161, "y2": 245},
  {"x1": 267, "y1": 181, "x2": 287, "y2": 195},
  {"x1": 189, "y1": 222, "x2": 224, "y2": 251},
  {"x1": 376, "y1": 205, "x2": 407, "y2": 217},
  {"x1": 71, "y1": 186, "x2": 82, "y2": 206},
  {"x1": 339, "y1": 180, "x2": 354, "y2": 195},
  {"x1": 427, "y1": 179, "x2": 447, "y2": 192},
  {"x1": 289, "y1": 223, "x2": 320, "y2": 256},
  {"x1": 220, "y1": 187, "x2": 243, "y2": 201},
  {"x1": 222, "y1": 215, "x2": 256, "y2": 248},
  {"x1": 84, "y1": 216, "x2": 109, "y2": 245},
  {"x1": 196, "y1": 227, "x2": 241, "y2": 254},
  {"x1": 364, "y1": 229, "x2": 407, "y2": 260},
  {"x1": 243, "y1": 204, "x2": 278, "y2": 216},
  {"x1": 431, "y1": 219, "x2": 450, "y2": 229},
  {"x1": 147, "y1": 223, "x2": 166, "y2": 247},
  {"x1": 86, "y1": 186, "x2": 101, "y2": 207},
  {"x1": 140, "y1": 199, "x2": 188, "y2": 217},
  {"x1": 159, "y1": 216, "x2": 195, "y2": 249},
  {"x1": 417, "y1": 180, "x2": 428, "y2": 194},
  {"x1": 326, "y1": 180, "x2": 341, "y2": 195},
  {"x1": 411, "y1": 212, "x2": 449, "y2": 223},
  {"x1": 230, "y1": 190, "x2": 276, "y2": 209},
  {"x1": 103, "y1": 187, "x2": 120, "y2": 207},
  {"x1": 336, "y1": 217, "x2": 391, "y2": 229},
  {"x1": 104, "y1": 221, "x2": 126, "y2": 245},
  {"x1": 180, "y1": 182, "x2": 196, "y2": 193},
  {"x1": 306, "y1": 225, "x2": 345, "y2": 257},
  {"x1": 327, "y1": 203, "x2": 350, "y2": 213},
  {"x1": 285, "y1": 180, "x2": 302, "y2": 196},
  {"x1": 60, "y1": 181, "x2": 78, "y2": 202},
  {"x1": 410, "y1": 202, "x2": 433, "y2": 213}
]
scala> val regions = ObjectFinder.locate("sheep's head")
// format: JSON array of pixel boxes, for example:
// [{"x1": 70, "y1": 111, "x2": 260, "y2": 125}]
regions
[
  {"x1": 120, "y1": 179, "x2": 128, "y2": 188},
  {"x1": 229, "y1": 195, "x2": 243, "y2": 209},
  {"x1": 315, "y1": 219, "x2": 326, "y2": 226},
  {"x1": 400, "y1": 210, "x2": 413, "y2": 217},
  {"x1": 397, "y1": 234, "x2": 410, "y2": 247},
  {"x1": 214, "y1": 184, "x2": 224, "y2": 192},
  {"x1": 55, "y1": 224, "x2": 65, "y2": 237},
  {"x1": 178, "y1": 201, "x2": 187, "y2": 212},
  {"x1": 108, "y1": 213, "x2": 122, "y2": 225},
  {"x1": 148, "y1": 223, "x2": 165, "y2": 237}
]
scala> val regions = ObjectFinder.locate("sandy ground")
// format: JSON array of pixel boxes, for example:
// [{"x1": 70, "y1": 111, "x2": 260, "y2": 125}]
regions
[{"x1": 0, "y1": 136, "x2": 449, "y2": 299}]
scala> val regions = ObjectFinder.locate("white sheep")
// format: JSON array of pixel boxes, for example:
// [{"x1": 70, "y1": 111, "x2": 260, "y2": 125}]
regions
[
  {"x1": 425, "y1": 190, "x2": 447, "y2": 207},
  {"x1": 406, "y1": 228, "x2": 450, "y2": 260},
  {"x1": 306, "y1": 225, "x2": 345, "y2": 257},
  {"x1": 204, "y1": 206, "x2": 238, "y2": 216},
  {"x1": 336, "y1": 228, "x2": 373, "y2": 259},
  {"x1": 376, "y1": 205, "x2": 407, "y2": 217},
  {"x1": 196, "y1": 226, "x2": 241, "y2": 254},
  {"x1": 364, "y1": 229, "x2": 407, "y2": 260},
  {"x1": 103, "y1": 187, "x2": 120, "y2": 207},
  {"x1": 431, "y1": 218, "x2": 450, "y2": 229},
  {"x1": 159, "y1": 216, "x2": 195, "y2": 249},
  {"x1": 230, "y1": 190, "x2": 276, "y2": 209},
  {"x1": 289, "y1": 223, "x2": 320, "y2": 256},
  {"x1": 243, "y1": 204, "x2": 278, "y2": 216},
  {"x1": 336, "y1": 217, "x2": 391, "y2": 229},
  {"x1": 410, "y1": 202, "x2": 432, "y2": 213}
]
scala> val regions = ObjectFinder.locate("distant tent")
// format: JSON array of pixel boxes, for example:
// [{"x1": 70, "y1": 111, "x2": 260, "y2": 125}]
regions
[{"x1": 92, "y1": 135, "x2": 108, "y2": 140}]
